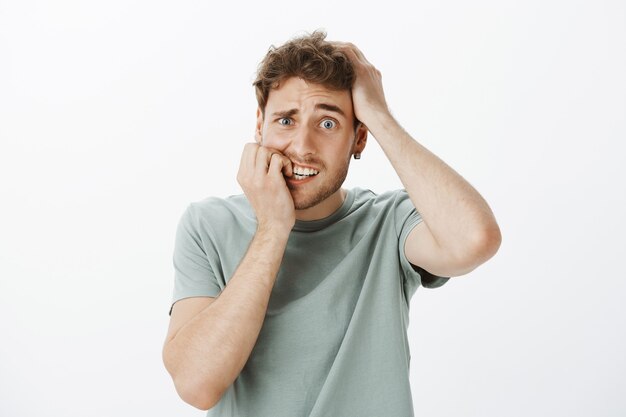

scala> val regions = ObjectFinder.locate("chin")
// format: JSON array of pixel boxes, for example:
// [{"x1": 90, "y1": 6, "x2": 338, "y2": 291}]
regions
[
  {"x1": 290, "y1": 184, "x2": 342, "y2": 211},
  {"x1": 292, "y1": 194, "x2": 324, "y2": 211}
]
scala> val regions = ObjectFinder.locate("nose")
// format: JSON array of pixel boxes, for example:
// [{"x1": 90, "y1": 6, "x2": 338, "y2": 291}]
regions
[{"x1": 288, "y1": 124, "x2": 316, "y2": 157}]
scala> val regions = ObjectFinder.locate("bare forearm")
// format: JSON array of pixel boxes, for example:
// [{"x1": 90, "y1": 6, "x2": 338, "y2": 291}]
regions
[
  {"x1": 332, "y1": 42, "x2": 499, "y2": 261},
  {"x1": 164, "y1": 225, "x2": 289, "y2": 406},
  {"x1": 369, "y1": 113, "x2": 500, "y2": 257}
]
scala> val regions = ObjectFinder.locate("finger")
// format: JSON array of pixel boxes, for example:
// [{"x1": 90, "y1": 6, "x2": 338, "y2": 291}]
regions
[
  {"x1": 332, "y1": 41, "x2": 367, "y2": 63},
  {"x1": 266, "y1": 151, "x2": 292, "y2": 176},
  {"x1": 349, "y1": 44, "x2": 369, "y2": 64},
  {"x1": 277, "y1": 153, "x2": 292, "y2": 177},
  {"x1": 267, "y1": 153, "x2": 286, "y2": 178},
  {"x1": 348, "y1": 47, "x2": 373, "y2": 69},
  {"x1": 255, "y1": 146, "x2": 288, "y2": 177},
  {"x1": 255, "y1": 146, "x2": 273, "y2": 176},
  {"x1": 342, "y1": 42, "x2": 364, "y2": 58},
  {"x1": 239, "y1": 142, "x2": 259, "y2": 176}
]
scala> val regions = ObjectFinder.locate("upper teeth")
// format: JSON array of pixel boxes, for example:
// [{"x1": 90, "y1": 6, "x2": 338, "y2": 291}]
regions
[{"x1": 293, "y1": 166, "x2": 319, "y2": 176}]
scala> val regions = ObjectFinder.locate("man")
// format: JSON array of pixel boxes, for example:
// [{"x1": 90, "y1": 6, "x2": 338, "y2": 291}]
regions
[{"x1": 162, "y1": 31, "x2": 501, "y2": 416}]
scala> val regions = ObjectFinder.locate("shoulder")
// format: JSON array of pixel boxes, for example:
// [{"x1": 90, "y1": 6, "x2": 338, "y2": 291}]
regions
[
  {"x1": 350, "y1": 187, "x2": 412, "y2": 213},
  {"x1": 343, "y1": 188, "x2": 415, "y2": 234},
  {"x1": 189, "y1": 194, "x2": 253, "y2": 218},
  {"x1": 182, "y1": 194, "x2": 255, "y2": 232}
]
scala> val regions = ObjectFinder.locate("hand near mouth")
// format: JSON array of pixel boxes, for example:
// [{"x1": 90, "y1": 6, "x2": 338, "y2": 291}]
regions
[{"x1": 237, "y1": 143, "x2": 296, "y2": 232}]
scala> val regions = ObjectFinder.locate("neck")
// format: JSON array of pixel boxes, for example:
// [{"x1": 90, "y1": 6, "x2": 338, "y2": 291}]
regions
[{"x1": 295, "y1": 188, "x2": 347, "y2": 221}]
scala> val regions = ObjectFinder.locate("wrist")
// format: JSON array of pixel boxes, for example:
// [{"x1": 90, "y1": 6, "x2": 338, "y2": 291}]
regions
[
  {"x1": 361, "y1": 109, "x2": 396, "y2": 138},
  {"x1": 256, "y1": 220, "x2": 293, "y2": 237}
]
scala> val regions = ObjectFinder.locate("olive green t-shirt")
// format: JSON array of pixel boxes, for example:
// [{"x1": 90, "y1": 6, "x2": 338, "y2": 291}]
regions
[{"x1": 170, "y1": 187, "x2": 450, "y2": 417}]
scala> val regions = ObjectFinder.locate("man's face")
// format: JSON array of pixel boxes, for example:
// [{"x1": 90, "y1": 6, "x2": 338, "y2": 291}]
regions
[{"x1": 256, "y1": 77, "x2": 367, "y2": 214}]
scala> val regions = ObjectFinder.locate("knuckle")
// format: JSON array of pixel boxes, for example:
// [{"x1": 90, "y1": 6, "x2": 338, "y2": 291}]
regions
[
  {"x1": 244, "y1": 143, "x2": 259, "y2": 154},
  {"x1": 258, "y1": 148, "x2": 270, "y2": 159}
]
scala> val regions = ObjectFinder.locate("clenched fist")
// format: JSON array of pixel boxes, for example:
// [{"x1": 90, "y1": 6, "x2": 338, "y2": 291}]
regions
[{"x1": 236, "y1": 143, "x2": 295, "y2": 233}]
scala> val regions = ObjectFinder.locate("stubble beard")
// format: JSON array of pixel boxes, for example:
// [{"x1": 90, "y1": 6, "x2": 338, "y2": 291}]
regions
[{"x1": 288, "y1": 157, "x2": 351, "y2": 211}]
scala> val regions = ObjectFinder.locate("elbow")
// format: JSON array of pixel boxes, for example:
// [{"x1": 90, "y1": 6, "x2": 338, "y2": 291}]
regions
[
  {"x1": 174, "y1": 377, "x2": 223, "y2": 411},
  {"x1": 482, "y1": 223, "x2": 502, "y2": 255},
  {"x1": 453, "y1": 224, "x2": 502, "y2": 274},
  {"x1": 470, "y1": 223, "x2": 502, "y2": 263},
  {"x1": 163, "y1": 346, "x2": 224, "y2": 411}
]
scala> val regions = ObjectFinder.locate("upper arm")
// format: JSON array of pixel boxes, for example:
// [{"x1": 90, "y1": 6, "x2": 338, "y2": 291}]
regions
[
  {"x1": 404, "y1": 220, "x2": 478, "y2": 278},
  {"x1": 165, "y1": 296, "x2": 217, "y2": 345}
]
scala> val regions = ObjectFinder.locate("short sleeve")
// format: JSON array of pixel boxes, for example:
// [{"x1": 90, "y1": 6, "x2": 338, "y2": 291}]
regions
[
  {"x1": 170, "y1": 203, "x2": 222, "y2": 315},
  {"x1": 394, "y1": 190, "x2": 450, "y2": 302}
]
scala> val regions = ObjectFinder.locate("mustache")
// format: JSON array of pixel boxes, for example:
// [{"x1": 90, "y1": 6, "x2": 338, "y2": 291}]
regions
[{"x1": 284, "y1": 153, "x2": 325, "y2": 169}]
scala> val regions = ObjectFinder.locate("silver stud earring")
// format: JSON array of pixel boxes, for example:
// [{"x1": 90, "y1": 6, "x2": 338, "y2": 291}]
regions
[{"x1": 353, "y1": 153, "x2": 361, "y2": 160}]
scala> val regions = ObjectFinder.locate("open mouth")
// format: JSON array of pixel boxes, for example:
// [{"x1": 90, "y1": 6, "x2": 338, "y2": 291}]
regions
[{"x1": 292, "y1": 166, "x2": 319, "y2": 181}]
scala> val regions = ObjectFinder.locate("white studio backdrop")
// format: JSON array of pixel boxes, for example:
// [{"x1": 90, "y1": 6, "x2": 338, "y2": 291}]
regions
[{"x1": 1, "y1": 0, "x2": 625, "y2": 416}]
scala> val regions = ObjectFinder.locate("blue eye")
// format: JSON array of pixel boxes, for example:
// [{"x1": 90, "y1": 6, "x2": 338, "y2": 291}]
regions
[
  {"x1": 279, "y1": 118, "x2": 292, "y2": 126},
  {"x1": 321, "y1": 119, "x2": 336, "y2": 129}
]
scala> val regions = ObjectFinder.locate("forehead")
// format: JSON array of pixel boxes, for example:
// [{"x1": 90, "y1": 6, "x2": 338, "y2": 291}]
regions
[{"x1": 266, "y1": 77, "x2": 353, "y2": 116}]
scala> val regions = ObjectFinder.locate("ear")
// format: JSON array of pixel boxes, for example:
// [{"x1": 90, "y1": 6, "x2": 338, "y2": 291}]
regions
[
  {"x1": 255, "y1": 108, "x2": 264, "y2": 144},
  {"x1": 353, "y1": 123, "x2": 368, "y2": 155}
]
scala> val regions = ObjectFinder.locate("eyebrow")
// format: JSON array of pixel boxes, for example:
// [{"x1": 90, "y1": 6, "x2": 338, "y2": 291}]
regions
[
  {"x1": 271, "y1": 103, "x2": 346, "y2": 119},
  {"x1": 271, "y1": 109, "x2": 299, "y2": 119},
  {"x1": 315, "y1": 103, "x2": 346, "y2": 117}
]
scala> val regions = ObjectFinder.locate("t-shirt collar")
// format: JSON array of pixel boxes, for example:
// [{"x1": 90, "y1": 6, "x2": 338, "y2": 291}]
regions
[{"x1": 292, "y1": 188, "x2": 356, "y2": 232}]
